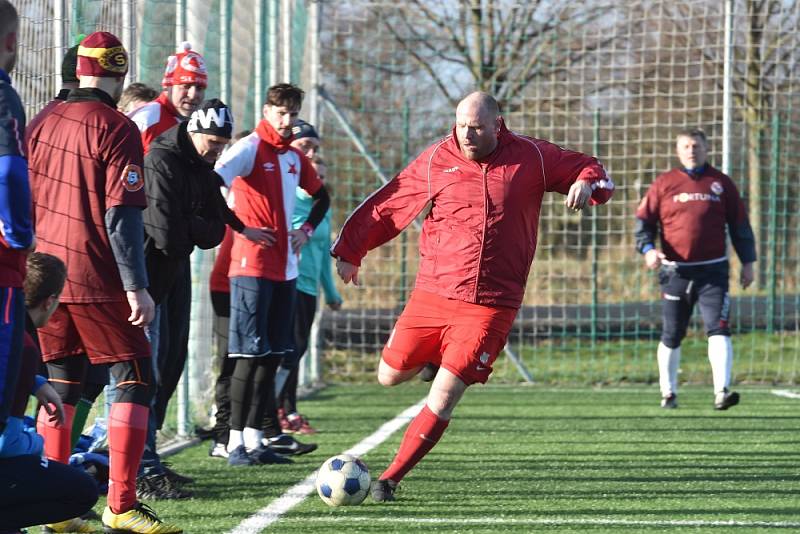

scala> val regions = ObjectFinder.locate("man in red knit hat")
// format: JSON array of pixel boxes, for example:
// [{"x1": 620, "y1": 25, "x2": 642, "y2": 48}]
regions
[
  {"x1": 27, "y1": 31, "x2": 181, "y2": 534},
  {"x1": 129, "y1": 42, "x2": 207, "y2": 152}
]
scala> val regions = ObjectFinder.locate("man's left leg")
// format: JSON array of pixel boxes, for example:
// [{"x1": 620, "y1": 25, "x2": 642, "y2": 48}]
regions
[{"x1": 698, "y1": 268, "x2": 738, "y2": 410}]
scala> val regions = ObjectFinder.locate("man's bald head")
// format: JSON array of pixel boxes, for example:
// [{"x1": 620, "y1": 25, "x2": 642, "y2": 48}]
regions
[
  {"x1": 0, "y1": 0, "x2": 19, "y2": 73},
  {"x1": 455, "y1": 92, "x2": 501, "y2": 161},
  {"x1": 456, "y1": 92, "x2": 500, "y2": 120}
]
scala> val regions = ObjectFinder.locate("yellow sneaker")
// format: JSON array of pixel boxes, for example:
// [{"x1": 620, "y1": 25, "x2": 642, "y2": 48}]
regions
[
  {"x1": 101, "y1": 503, "x2": 182, "y2": 534},
  {"x1": 42, "y1": 517, "x2": 96, "y2": 532}
]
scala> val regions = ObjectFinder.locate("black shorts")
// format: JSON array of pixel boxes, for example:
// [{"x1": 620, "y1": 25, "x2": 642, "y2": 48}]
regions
[{"x1": 659, "y1": 261, "x2": 731, "y2": 347}]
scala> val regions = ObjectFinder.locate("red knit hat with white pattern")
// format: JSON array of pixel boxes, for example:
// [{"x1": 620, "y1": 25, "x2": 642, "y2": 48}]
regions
[{"x1": 161, "y1": 42, "x2": 208, "y2": 88}]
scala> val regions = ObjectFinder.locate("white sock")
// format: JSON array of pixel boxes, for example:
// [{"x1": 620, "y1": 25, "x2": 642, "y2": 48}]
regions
[
  {"x1": 708, "y1": 335, "x2": 733, "y2": 394},
  {"x1": 227, "y1": 429, "x2": 244, "y2": 453},
  {"x1": 657, "y1": 342, "x2": 681, "y2": 397},
  {"x1": 243, "y1": 427, "x2": 264, "y2": 451}
]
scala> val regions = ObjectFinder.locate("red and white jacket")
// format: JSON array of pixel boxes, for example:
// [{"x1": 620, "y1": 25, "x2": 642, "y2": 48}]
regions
[
  {"x1": 215, "y1": 120, "x2": 322, "y2": 281},
  {"x1": 129, "y1": 93, "x2": 182, "y2": 153},
  {"x1": 332, "y1": 120, "x2": 614, "y2": 309}
]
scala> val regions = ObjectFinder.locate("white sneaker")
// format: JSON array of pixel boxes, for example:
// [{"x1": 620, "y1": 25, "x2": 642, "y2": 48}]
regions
[{"x1": 209, "y1": 441, "x2": 229, "y2": 459}]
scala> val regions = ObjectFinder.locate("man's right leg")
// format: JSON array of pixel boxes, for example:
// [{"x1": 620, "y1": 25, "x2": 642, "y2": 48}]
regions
[
  {"x1": 658, "y1": 269, "x2": 693, "y2": 408},
  {"x1": 38, "y1": 356, "x2": 88, "y2": 463}
]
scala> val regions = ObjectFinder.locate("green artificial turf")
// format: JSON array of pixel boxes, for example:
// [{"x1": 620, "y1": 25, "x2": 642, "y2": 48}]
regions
[{"x1": 86, "y1": 384, "x2": 800, "y2": 533}]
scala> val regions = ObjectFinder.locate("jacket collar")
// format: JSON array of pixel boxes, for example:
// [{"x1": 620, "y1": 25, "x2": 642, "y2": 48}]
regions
[
  {"x1": 56, "y1": 88, "x2": 71, "y2": 101},
  {"x1": 150, "y1": 121, "x2": 213, "y2": 169},
  {"x1": 156, "y1": 92, "x2": 183, "y2": 121},
  {"x1": 256, "y1": 119, "x2": 294, "y2": 152},
  {"x1": 66, "y1": 87, "x2": 117, "y2": 108}
]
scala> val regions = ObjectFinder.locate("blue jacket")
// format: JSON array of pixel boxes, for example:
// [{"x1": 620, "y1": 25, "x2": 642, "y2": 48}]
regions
[
  {"x1": 0, "y1": 68, "x2": 33, "y2": 288},
  {"x1": 292, "y1": 189, "x2": 342, "y2": 304}
]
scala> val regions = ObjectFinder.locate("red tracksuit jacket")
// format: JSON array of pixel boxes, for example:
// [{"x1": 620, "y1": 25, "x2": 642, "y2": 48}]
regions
[{"x1": 332, "y1": 120, "x2": 614, "y2": 309}]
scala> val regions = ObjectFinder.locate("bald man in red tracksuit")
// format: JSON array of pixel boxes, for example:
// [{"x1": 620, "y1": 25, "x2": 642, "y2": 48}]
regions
[{"x1": 333, "y1": 91, "x2": 615, "y2": 501}]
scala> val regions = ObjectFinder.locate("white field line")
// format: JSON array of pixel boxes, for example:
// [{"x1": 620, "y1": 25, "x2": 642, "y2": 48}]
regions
[
  {"x1": 226, "y1": 397, "x2": 426, "y2": 534},
  {"x1": 771, "y1": 389, "x2": 800, "y2": 399},
  {"x1": 280, "y1": 516, "x2": 800, "y2": 529}
]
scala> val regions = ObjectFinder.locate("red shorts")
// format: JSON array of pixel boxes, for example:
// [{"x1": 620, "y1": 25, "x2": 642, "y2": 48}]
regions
[
  {"x1": 382, "y1": 290, "x2": 517, "y2": 385},
  {"x1": 38, "y1": 302, "x2": 151, "y2": 364}
]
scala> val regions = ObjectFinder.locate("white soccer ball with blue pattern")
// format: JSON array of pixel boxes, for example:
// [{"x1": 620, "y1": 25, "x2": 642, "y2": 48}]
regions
[{"x1": 315, "y1": 454, "x2": 371, "y2": 506}]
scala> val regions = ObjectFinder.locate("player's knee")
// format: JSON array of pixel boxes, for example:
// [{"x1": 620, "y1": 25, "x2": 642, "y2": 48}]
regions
[
  {"x1": 376, "y1": 369, "x2": 402, "y2": 387},
  {"x1": 706, "y1": 326, "x2": 731, "y2": 338},
  {"x1": 426, "y1": 389, "x2": 460, "y2": 420},
  {"x1": 51, "y1": 380, "x2": 83, "y2": 406},
  {"x1": 661, "y1": 331, "x2": 684, "y2": 349},
  {"x1": 426, "y1": 397, "x2": 456, "y2": 420}
]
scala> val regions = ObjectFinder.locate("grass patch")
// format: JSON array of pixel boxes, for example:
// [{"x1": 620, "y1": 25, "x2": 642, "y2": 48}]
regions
[{"x1": 79, "y1": 383, "x2": 800, "y2": 533}]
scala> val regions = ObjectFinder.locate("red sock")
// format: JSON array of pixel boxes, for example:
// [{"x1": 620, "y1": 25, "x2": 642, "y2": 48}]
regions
[
  {"x1": 108, "y1": 402, "x2": 148, "y2": 514},
  {"x1": 380, "y1": 404, "x2": 449, "y2": 483},
  {"x1": 37, "y1": 403, "x2": 75, "y2": 464}
]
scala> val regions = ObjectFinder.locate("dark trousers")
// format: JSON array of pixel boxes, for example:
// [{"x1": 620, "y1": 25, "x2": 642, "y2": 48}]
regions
[
  {"x1": 0, "y1": 455, "x2": 98, "y2": 529},
  {"x1": 210, "y1": 291, "x2": 234, "y2": 444},
  {"x1": 279, "y1": 290, "x2": 317, "y2": 414},
  {"x1": 152, "y1": 261, "x2": 192, "y2": 428}
]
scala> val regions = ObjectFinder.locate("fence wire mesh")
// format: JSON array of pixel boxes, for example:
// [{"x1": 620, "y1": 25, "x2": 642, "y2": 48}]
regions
[{"x1": 12, "y1": 0, "x2": 800, "y2": 428}]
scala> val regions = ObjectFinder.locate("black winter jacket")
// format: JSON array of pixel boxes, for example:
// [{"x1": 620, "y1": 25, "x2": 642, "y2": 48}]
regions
[{"x1": 143, "y1": 121, "x2": 243, "y2": 303}]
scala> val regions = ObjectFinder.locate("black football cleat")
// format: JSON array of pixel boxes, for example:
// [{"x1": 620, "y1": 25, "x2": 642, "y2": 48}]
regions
[
  {"x1": 660, "y1": 393, "x2": 678, "y2": 409},
  {"x1": 370, "y1": 479, "x2": 398, "y2": 502},
  {"x1": 714, "y1": 389, "x2": 740, "y2": 410}
]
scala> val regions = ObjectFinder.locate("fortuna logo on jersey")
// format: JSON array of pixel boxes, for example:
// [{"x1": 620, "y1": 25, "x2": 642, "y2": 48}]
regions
[
  {"x1": 672, "y1": 192, "x2": 720, "y2": 203},
  {"x1": 262, "y1": 162, "x2": 276, "y2": 172}
]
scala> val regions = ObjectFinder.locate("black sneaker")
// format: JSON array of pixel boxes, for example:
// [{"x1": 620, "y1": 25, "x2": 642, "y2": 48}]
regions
[
  {"x1": 714, "y1": 389, "x2": 740, "y2": 410},
  {"x1": 660, "y1": 393, "x2": 678, "y2": 409},
  {"x1": 136, "y1": 473, "x2": 193, "y2": 500},
  {"x1": 248, "y1": 445, "x2": 294, "y2": 465},
  {"x1": 161, "y1": 462, "x2": 194, "y2": 485},
  {"x1": 227, "y1": 445, "x2": 254, "y2": 467},
  {"x1": 418, "y1": 363, "x2": 438, "y2": 382},
  {"x1": 370, "y1": 479, "x2": 398, "y2": 502},
  {"x1": 264, "y1": 434, "x2": 317, "y2": 456}
]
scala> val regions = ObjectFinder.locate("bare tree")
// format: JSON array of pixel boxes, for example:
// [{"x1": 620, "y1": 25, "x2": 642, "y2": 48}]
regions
[{"x1": 380, "y1": 0, "x2": 616, "y2": 110}]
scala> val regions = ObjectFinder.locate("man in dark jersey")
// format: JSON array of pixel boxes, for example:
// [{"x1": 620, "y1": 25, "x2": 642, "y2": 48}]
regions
[
  {"x1": 0, "y1": 0, "x2": 35, "y2": 442},
  {"x1": 635, "y1": 128, "x2": 756, "y2": 411},
  {"x1": 26, "y1": 31, "x2": 180, "y2": 534}
]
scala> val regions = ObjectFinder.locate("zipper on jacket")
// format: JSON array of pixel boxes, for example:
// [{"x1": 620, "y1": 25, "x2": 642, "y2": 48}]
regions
[{"x1": 473, "y1": 165, "x2": 489, "y2": 302}]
